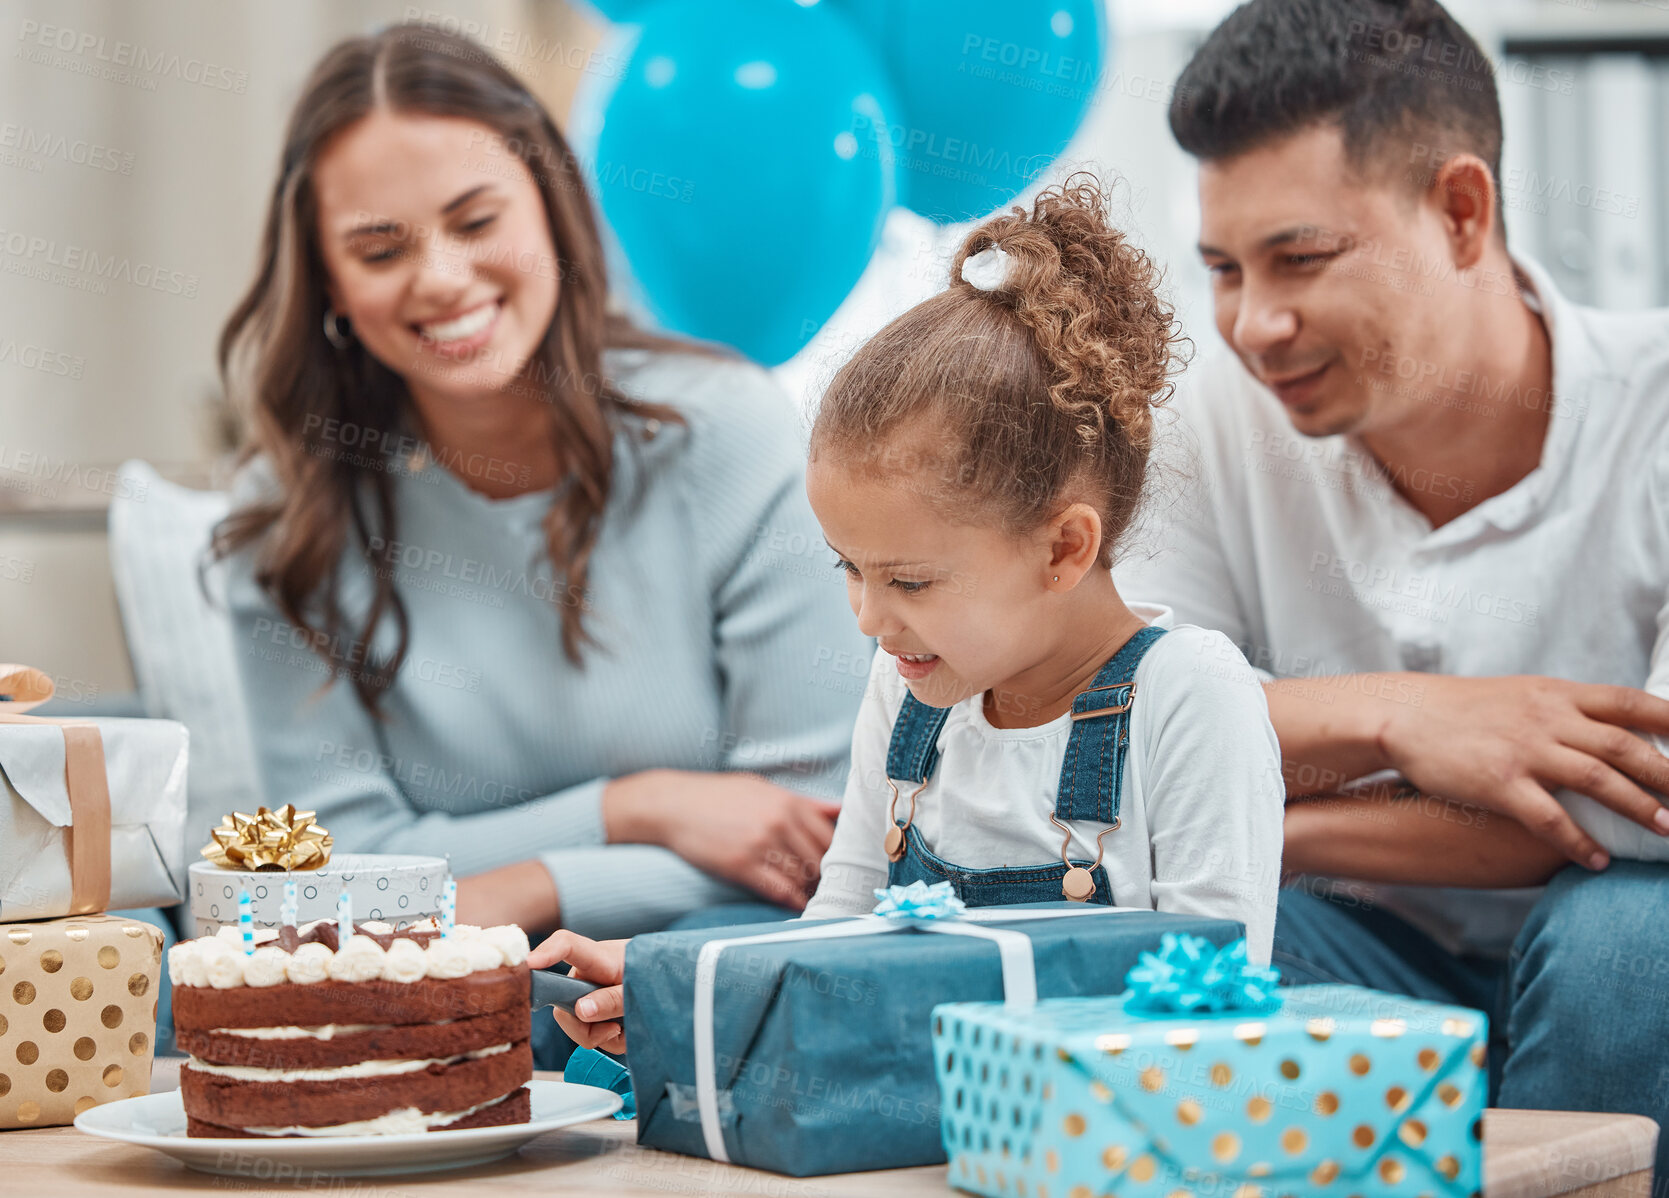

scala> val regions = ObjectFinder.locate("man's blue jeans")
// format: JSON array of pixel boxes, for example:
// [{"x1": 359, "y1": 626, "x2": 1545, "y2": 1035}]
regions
[{"x1": 1275, "y1": 864, "x2": 1669, "y2": 1178}]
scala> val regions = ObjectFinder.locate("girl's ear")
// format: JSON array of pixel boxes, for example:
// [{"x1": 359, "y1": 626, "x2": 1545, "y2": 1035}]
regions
[{"x1": 1045, "y1": 503, "x2": 1104, "y2": 590}]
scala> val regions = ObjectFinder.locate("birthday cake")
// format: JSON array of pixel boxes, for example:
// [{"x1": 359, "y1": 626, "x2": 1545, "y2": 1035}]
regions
[{"x1": 168, "y1": 919, "x2": 533, "y2": 1138}]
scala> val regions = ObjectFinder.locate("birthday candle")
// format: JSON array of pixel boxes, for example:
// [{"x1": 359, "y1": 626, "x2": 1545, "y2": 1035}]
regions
[
  {"x1": 441, "y1": 877, "x2": 456, "y2": 938},
  {"x1": 281, "y1": 879, "x2": 298, "y2": 930},
  {"x1": 238, "y1": 886, "x2": 254, "y2": 956},
  {"x1": 337, "y1": 887, "x2": 353, "y2": 944}
]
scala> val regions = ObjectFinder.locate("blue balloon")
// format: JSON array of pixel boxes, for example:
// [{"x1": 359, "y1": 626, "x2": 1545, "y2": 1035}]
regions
[
  {"x1": 587, "y1": 0, "x2": 898, "y2": 365},
  {"x1": 575, "y1": 0, "x2": 657, "y2": 23},
  {"x1": 834, "y1": 0, "x2": 1106, "y2": 224}
]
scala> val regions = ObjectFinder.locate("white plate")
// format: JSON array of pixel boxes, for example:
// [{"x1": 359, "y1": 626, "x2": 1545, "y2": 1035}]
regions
[{"x1": 73, "y1": 1079, "x2": 623, "y2": 1177}]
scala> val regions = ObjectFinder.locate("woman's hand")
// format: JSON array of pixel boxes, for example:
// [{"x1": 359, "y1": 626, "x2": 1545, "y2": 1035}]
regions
[
  {"x1": 455, "y1": 861, "x2": 560, "y2": 937},
  {"x1": 603, "y1": 770, "x2": 842, "y2": 909},
  {"x1": 529, "y1": 932, "x2": 629, "y2": 1055}
]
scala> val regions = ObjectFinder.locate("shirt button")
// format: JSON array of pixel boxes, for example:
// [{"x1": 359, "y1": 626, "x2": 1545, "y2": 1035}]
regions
[{"x1": 1399, "y1": 641, "x2": 1442, "y2": 672}]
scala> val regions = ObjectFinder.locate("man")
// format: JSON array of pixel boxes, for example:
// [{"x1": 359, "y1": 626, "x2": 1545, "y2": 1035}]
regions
[{"x1": 1118, "y1": 0, "x2": 1669, "y2": 1147}]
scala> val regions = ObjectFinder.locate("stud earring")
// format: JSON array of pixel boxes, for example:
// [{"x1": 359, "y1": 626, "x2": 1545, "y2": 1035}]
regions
[
  {"x1": 1053, "y1": 575, "x2": 1059, "y2": 583},
  {"x1": 322, "y1": 308, "x2": 353, "y2": 350}
]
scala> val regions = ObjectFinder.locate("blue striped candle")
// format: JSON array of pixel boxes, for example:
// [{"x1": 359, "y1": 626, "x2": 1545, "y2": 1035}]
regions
[
  {"x1": 336, "y1": 887, "x2": 352, "y2": 944},
  {"x1": 238, "y1": 886, "x2": 254, "y2": 956}
]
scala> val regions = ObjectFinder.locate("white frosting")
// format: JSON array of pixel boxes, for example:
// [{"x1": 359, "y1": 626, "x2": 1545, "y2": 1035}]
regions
[
  {"x1": 202, "y1": 942, "x2": 248, "y2": 990},
  {"x1": 242, "y1": 946, "x2": 291, "y2": 988},
  {"x1": 285, "y1": 942, "x2": 333, "y2": 985},
  {"x1": 167, "y1": 925, "x2": 527, "y2": 987},
  {"x1": 423, "y1": 937, "x2": 474, "y2": 980},
  {"x1": 167, "y1": 942, "x2": 208, "y2": 989},
  {"x1": 477, "y1": 925, "x2": 530, "y2": 967},
  {"x1": 183, "y1": 1041, "x2": 510, "y2": 1082},
  {"x1": 382, "y1": 938, "x2": 428, "y2": 984},
  {"x1": 216, "y1": 1022, "x2": 388, "y2": 1040},
  {"x1": 215, "y1": 925, "x2": 279, "y2": 946},
  {"x1": 241, "y1": 1093, "x2": 508, "y2": 1137},
  {"x1": 326, "y1": 935, "x2": 387, "y2": 982},
  {"x1": 461, "y1": 939, "x2": 504, "y2": 973},
  {"x1": 359, "y1": 920, "x2": 394, "y2": 934}
]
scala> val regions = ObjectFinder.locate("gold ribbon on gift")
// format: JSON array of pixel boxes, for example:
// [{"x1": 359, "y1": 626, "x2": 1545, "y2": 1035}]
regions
[
  {"x1": 0, "y1": 664, "x2": 112, "y2": 915},
  {"x1": 201, "y1": 803, "x2": 333, "y2": 871}
]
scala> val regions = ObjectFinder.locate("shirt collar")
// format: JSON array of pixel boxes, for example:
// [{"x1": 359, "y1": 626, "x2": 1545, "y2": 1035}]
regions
[
  {"x1": 1367, "y1": 254, "x2": 1595, "y2": 545},
  {"x1": 1465, "y1": 254, "x2": 1596, "y2": 534}
]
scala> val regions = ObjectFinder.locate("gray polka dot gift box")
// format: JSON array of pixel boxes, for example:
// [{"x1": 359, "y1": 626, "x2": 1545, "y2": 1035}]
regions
[{"x1": 188, "y1": 851, "x2": 446, "y2": 937}]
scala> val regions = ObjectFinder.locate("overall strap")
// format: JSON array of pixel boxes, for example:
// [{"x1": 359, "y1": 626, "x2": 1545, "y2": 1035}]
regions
[
  {"x1": 1056, "y1": 625, "x2": 1168, "y2": 824},
  {"x1": 886, "y1": 692, "x2": 953, "y2": 784}
]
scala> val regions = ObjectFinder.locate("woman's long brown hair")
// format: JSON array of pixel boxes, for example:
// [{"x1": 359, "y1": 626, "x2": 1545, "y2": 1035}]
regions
[{"x1": 212, "y1": 26, "x2": 695, "y2": 711}]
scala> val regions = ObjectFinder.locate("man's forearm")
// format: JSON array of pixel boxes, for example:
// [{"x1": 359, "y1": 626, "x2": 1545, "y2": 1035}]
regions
[
  {"x1": 1264, "y1": 674, "x2": 1425, "y2": 794},
  {"x1": 1283, "y1": 791, "x2": 1566, "y2": 887}
]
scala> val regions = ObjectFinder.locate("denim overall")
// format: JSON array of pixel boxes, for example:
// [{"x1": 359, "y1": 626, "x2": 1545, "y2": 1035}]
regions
[{"x1": 883, "y1": 627, "x2": 1166, "y2": 907}]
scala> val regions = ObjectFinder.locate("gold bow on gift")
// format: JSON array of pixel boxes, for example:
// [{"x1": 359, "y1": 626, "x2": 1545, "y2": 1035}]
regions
[{"x1": 201, "y1": 805, "x2": 333, "y2": 871}]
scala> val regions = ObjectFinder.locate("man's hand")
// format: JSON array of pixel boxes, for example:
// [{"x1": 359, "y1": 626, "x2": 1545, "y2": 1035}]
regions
[
  {"x1": 1283, "y1": 782, "x2": 1568, "y2": 887},
  {"x1": 1384, "y1": 675, "x2": 1669, "y2": 867},
  {"x1": 1276, "y1": 673, "x2": 1669, "y2": 868}
]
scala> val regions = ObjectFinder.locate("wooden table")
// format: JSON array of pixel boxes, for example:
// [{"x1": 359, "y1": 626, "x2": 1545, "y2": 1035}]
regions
[{"x1": 0, "y1": 1060, "x2": 1654, "y2": 1197}]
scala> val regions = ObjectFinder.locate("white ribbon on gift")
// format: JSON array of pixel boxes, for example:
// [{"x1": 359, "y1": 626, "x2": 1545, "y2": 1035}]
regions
[{"x1": 691, "y1": 903, "x2": 1134, "y2": 1163}]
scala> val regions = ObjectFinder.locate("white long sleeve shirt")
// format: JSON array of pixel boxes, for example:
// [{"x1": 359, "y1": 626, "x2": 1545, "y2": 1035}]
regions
[
  {"x1": 1116, "y1": 257, "x2": 1669, "y2": 956},
  {"x1": 804, "y1": 618, "x2": 1285, "y2": 963}
]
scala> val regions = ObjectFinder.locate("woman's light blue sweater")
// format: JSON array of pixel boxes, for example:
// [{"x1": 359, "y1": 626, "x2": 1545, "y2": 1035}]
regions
[{"x1": 223, "y1": 351, "x2": 870, "y2": 938}]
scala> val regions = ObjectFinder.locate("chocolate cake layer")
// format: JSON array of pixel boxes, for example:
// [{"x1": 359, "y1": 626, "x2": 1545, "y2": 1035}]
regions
[
  {"x1": 184, "y1": 1086, "x2": 531, "y2": 1138},
  {"x1": 173, "y1": 963, "x2": 529, "y2": 1031},
  {"x1": 175, "y1": 1005, "x2": 530, "y2": 1069},
  {"x1": 180, "y1": 1039, "x2": 532, "y2": 1128}
]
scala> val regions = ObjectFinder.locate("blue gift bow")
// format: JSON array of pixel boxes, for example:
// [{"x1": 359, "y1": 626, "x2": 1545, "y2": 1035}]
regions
[
  {"x1": 1122, "y1": 932, "x2": 1282, "y2": 1015},
  {"x1": 565, "y1": 1046, "x2": 636, "y2": 1120},
  {"x1": 871, "y1": 880, "x2": 968, "y2": 921}
]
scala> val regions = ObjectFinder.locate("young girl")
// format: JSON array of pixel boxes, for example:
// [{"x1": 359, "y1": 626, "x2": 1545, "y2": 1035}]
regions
[{"x1": 531, "y1": 177, "x2": 1285, "y2": 1053}]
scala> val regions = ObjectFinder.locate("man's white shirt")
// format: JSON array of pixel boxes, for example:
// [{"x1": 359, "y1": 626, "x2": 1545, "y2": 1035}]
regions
[{"x1": 1116, "y1": 257, "x2": 1669, "y2": 956}]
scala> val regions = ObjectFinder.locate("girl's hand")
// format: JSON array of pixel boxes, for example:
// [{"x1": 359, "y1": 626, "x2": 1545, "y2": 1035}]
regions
[
  {"x1": 604, "y1": 770, "x2": 842, "y2": 909},
  {"x1": 529, "y1": 931, "x2": 629, "y2": 1055}
]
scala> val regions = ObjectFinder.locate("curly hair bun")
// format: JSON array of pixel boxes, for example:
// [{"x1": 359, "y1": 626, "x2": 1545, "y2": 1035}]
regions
[
  {"x1": 813, "y1": 171, "x2": 1182, "y2": 565},
  {"x1": 951, "y1": 174, "x2": 1181, "y2": 454}
]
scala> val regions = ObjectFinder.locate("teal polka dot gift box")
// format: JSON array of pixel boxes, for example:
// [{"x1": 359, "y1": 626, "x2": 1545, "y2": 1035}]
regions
[{"x1": 932, "y1": 935, "x2": 1485, "y2": 1198}]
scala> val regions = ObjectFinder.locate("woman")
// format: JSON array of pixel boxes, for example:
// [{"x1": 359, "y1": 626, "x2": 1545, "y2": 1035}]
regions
[{"x1": 212, "y1": 26, "x2": 868, "y2": 944}]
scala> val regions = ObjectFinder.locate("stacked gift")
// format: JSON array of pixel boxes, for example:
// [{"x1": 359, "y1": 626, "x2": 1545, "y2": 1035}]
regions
[
  {"x1": 933, "y1": 934, "x2": 1486, "y2": 1198},
  {"x1": 0, "y1": 664, "x2": 181, "y2": 1129},
  {"x1": 0, "y1": 665, "x2": 187, "y2": 921},
  {"x1": 188, "y1": 806, "x2": 444, "y2": 936},
  {"x1": 622, "y1": 882, "x2": 1244, "y2": 1176}
]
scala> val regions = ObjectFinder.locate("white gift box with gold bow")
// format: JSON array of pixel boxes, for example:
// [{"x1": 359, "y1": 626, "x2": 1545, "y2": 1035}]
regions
[{"x1": 0, "y1": 665, "x2": 187, "y2": 920}]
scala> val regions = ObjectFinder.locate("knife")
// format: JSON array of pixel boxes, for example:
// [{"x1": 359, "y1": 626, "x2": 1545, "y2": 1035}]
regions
[{"x1": 531, "y1": 968, "x2": 606, "y2": 1015}]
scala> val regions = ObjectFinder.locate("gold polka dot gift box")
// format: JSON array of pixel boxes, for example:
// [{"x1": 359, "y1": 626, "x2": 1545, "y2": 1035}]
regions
[
  {"x1": 0, "y1": 915, "x2": 164, "y2": 1129},
  {"x1": 932, "y1": 935, "x2": 1485, "y2": 1198}
]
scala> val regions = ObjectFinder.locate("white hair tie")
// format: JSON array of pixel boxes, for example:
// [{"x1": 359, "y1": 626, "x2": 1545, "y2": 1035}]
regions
[{"x1": 961, "y1": 245, "x2": 1015, "y2": 292}]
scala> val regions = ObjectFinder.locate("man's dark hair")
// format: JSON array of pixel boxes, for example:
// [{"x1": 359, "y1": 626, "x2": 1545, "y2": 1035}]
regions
[{"x1": 1170, "y1": 0, "x2": 1503, "y2": 223}]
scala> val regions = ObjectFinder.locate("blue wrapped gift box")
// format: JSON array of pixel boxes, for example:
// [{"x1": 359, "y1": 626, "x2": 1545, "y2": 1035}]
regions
[
  {"x1": 933, "y1": 982, "x2": 1487, "y2": 1197},
  {"x1": 621, "y1": 905, "x2": 1244, "y2": 1176}
]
